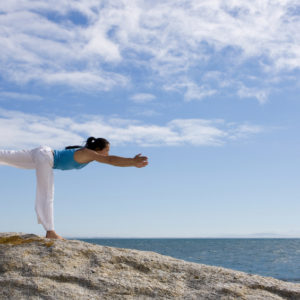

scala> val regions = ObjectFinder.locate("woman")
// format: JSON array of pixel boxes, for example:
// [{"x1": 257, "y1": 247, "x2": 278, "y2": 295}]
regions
[{"x1": 0, "y1": 137, "x2": 148, "y2": 240}]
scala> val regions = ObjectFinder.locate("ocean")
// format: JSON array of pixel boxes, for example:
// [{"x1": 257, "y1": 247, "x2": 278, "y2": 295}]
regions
[{"x1": 77, "y1": 238, "x2": 300, "y2": 283}]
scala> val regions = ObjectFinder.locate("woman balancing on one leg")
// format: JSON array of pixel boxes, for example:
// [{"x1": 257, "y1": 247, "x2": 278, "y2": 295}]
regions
[{"x1": 0, "y1": 137, "x2": 148, "y2": 240}]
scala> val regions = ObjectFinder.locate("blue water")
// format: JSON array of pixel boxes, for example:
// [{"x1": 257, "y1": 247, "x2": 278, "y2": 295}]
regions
[{"x1": 77, "y1": 238, "x2": 300, "y2": 283}]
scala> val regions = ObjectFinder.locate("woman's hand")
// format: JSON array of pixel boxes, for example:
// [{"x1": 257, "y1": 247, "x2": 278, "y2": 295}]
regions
[{"x1": 133, "y1": 153, "x2": 148, "y2": 168}]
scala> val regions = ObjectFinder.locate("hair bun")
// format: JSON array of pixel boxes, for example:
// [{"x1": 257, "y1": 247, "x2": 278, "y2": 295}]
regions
[
  {"x1": 87, "y1": 136, "x2": 96, "y2": 144},
  {"x1": 84, "y1": 136, "x2": 109, "y2": 151}
]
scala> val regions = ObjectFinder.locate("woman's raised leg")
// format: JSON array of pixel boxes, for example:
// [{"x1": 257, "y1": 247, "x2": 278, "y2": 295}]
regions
[{"x1": 0, "y1": 149, "x2": 35, "y2": 169}]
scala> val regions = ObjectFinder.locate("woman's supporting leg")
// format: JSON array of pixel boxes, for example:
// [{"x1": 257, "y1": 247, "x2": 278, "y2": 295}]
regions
[
  {"x1": 33, "y1": 148, "x2": 64, "y2": 239},
  {"x1": 31, "y1": 146, "x2": 55, "y2": 232}
]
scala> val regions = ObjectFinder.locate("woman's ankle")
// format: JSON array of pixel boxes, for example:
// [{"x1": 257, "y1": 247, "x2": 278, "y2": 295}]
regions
[
  {"x1": 46, "y1": 230, "x2": 56, "y2": 237},
  {"x1": 46, "y1": 230, "x2": 65, "y2": 240}
]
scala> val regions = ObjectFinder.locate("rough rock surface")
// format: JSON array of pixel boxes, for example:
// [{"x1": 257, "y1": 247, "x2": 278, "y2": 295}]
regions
[{"x1": 0, "y1": 232, "x2": 300, "y2": 300}]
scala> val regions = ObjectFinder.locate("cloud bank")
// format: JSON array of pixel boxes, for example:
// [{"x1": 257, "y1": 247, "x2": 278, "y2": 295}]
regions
[
  {"x1": 0, "y1": 108, "x2": 262, "y2": 149},
  {"x1": 1, "y1": 0, "x2": 299, "y2": 102}
]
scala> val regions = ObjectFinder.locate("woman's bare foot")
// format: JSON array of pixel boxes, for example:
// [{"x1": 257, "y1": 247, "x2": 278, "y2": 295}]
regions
[{"x1": 46, "y1": 230, "x2": 65, "y2": 240}]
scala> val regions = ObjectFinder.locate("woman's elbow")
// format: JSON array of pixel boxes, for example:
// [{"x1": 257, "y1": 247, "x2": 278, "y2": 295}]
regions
[{"x1": 93, "y1": 154, "x2": 111, "y2": 164}]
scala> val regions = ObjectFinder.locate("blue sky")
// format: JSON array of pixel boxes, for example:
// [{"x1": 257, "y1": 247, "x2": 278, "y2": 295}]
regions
[{"x1": 0, "y1": 0, "x2": 300, "y2": 237}]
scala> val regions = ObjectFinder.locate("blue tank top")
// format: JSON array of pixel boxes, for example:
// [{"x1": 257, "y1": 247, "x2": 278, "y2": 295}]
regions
[{"x1": 52, "y1": 148, "x2": 89, "y2": 170}]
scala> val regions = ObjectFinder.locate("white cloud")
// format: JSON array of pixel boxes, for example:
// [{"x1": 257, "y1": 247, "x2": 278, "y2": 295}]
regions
[
  {"x1": 168, "y1": 119, "x2": 227, "y2": 146},
  {"x1": 237, "y1": 85, "x2": 269, "y2": 104},
  {"x1": 0, "y1": 108, "x2": 262, "y2": 149},
  {"x1": 42, "y1": 71, "x2": 128, "y2": 91},
  {"x1": 0, "y1": 2, "x2": 126, "y2": 90},
  {"x1": 184, "y1": 83, "x2": 217, "y2": 102},
  {"x1": 0, "y1": 91, "x2": 43, "y2": 101},
  {"x1": 131, "y1": 109, "x2": 161, "y2": 117},
  {"x1": 228, "y1": 123, "x2": 263, "y2": 140},
  {"x1": 130, "y1": 93, "x2": 156, "y2": 104},
  {"x1": 164, "y1": 80, "x2": 217, "y2": 101},
  {"x1": 0, "y1": 0, "x2": 299, "y2": 96}
]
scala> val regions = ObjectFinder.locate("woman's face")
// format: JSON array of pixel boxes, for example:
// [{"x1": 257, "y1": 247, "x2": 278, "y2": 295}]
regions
[{"x1": 97, "y1": 144, "x2": 110, "y2": 156}]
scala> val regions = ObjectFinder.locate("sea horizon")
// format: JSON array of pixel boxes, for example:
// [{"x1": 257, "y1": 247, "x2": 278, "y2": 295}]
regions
[{"x1": 67, "y1": 234, "x2": 300, "y2": 239}]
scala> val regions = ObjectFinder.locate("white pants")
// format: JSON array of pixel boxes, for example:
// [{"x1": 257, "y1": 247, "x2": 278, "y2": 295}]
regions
[{"x1": 0, "y1": 146, "x2": 54, "y2": 231}]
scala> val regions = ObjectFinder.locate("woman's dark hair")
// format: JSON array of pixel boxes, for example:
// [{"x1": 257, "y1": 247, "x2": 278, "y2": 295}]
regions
[{"x1": 65, "y1": 137, "x2": 109, "y2": 150}]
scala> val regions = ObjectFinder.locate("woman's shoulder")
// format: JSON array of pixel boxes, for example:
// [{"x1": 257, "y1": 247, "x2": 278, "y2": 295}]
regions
[{"x1": 73, "y1": 147, "x2": 95, "y2": 163}]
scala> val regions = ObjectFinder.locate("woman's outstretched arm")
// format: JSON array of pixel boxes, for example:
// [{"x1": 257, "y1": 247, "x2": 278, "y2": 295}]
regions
[
  {"x1": 75, "y1": 148, "x2": 148, "y2": 168},
  {"x1": 95, "y1": 153, "x2": 148, "y2": 167}
]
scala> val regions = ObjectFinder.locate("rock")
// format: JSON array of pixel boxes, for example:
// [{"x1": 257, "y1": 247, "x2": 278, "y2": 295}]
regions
[{"x1": 0, "y1": 232, "x2": 300, "y2": 299}]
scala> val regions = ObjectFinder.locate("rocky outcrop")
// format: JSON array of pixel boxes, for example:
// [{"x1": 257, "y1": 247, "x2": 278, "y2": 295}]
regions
[{"x1": 0, "y1": 232, "x2": 300, "y2": 300}]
